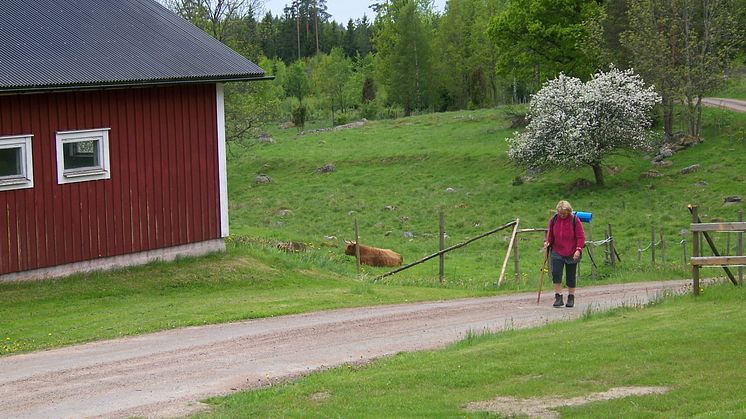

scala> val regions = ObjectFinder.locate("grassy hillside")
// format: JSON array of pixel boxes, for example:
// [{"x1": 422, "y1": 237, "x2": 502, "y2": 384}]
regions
[{"x1": 227, "y1": 106, "x2": 746, "y2": 286}]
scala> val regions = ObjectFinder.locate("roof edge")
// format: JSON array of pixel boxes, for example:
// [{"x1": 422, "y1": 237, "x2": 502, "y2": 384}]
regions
[{"x1": 0, "y1": 75, "x2": 275, "y2": 94}]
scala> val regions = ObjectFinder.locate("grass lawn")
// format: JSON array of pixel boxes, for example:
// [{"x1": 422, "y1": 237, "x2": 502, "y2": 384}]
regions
[{"x1": 199, "y1": 282, "x2": 746, "y2": 418}]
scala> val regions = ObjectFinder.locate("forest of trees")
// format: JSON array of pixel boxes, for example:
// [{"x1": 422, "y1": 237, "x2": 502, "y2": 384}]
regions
[{"x1": 162, "y1": 0, "x2": 746, "y2": 144}]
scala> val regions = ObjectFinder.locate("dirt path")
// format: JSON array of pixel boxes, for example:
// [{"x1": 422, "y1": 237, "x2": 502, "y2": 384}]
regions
[
  {"x1": 702, "y1": 97, "x2": 746, "y2": 113},
  {"x1": 0, "y1": 280, "x2": 691, "y2": 418}
]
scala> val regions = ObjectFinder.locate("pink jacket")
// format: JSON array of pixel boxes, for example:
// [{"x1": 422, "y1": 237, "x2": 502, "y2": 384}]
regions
[{"x1": 546, "y1": 215, "x2": 586, "y2": 257}]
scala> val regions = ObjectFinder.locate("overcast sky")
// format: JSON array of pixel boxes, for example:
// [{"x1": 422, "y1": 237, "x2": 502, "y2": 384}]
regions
[{"x1": 262, "y1": 0, "x2": 448, "y2": 24}]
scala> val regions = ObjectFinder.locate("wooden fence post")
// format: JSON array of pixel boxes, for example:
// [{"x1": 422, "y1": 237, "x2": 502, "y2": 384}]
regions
[
  {"x1": 513, "y1": 233, "x2": 521, "y2": 280},
  {"x1": 739, "y1": 210, "x2": 744, "y2": 285},
  {"x1": 651, "y1": 225, "x2": 656, "y2": 266},
  {"x1": 354, "y1": 219, "x2": 361, "y2": 276},
  {"x1": 691, "y1": 206, "x2": 700, "y2": 296},
  {"x1": 638, "y1": 239, "x2": 642, "y2": 262},
  {"x1": 588, "y1": 223, "x2": 597, "y2": 280},
  {"x1": 682, "y1": 238, "x2": 687, "y2": 265},
  {"x1": 660, "y1": 232, "x2": 665, "y2": 264},
  {"x1": 439, "y1": 211, "x2": 445, "y2": 282}
]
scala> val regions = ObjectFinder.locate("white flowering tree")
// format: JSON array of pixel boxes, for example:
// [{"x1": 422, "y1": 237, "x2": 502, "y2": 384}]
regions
[{"x1": 507, "y1": 66, "x2": 661, "y2": 186}]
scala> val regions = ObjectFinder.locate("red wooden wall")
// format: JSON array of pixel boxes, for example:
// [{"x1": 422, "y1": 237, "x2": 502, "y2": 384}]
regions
[{"x1": 0, "y1": 84, "x2": 221, "y2": 275}]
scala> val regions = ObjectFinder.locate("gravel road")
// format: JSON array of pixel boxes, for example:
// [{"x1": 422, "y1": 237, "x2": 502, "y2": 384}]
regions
[
  {"x1": 702, "y1": 97, "x2": 746, "y2": 113},
  {"x1": 0, "y1": 280, "x2": 691, "y2": 418}
]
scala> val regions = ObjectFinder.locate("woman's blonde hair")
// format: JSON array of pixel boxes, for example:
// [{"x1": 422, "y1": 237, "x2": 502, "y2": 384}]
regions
[{"x1": 556, "y1": 200, "x2": 573, "y2": 213}]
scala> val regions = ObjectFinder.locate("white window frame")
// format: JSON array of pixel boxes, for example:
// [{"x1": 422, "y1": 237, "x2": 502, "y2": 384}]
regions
[
  {"x1": 0, "y1": 134, "x2": 34, "y2": 191},
  {"x1": 56, "y1": 128, "x2": 111, "y2": 184}
]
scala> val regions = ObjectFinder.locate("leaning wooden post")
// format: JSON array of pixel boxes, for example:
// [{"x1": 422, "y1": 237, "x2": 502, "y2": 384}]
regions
[
  {"x1": 681, "y1": 238, "x2": 687, "y2": 265},
  {"x1": 691, "y1": 205, "x2": 700, "y2": 296},
  {"x1": 651, "y1": 225, "x2": 656, "y2": 266},
  {"x1": 497, "y1": 219, "x2": 520, "y2": 286},
  {"x1": 439, "y1": 210, "x2": 445, "y2": 283},
  {"x1": 739, "y1": 210, "x2": 744, "y2": 285},
  {"x1": 354, "y1": 219, "x2": 361, "y2": 276},
  {"x1": 605, "y1": 230, "x2": 611, "y2": 265}
]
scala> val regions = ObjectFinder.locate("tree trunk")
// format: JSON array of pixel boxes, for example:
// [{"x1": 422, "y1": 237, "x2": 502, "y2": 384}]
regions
[
  {"x1": 662, "y1": 96, "x2": 674, "y2": 139},
  {"x1": 592, "y1": 163, "x2": 605, "y2": 186}
]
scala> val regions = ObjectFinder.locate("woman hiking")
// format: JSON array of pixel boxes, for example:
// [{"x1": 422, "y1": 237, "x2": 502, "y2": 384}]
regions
[{"x1": 543, "y1": 200, "x2": 586, "y2": 308}]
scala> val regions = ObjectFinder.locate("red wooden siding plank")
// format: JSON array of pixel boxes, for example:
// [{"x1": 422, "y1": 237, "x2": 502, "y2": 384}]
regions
[
  {"x1": 148, "y1": 89, "x2": 165, "y2": 248},
  {"x1": 188, "y1": 87, "x2": 203, "y2": 242},
  {"x1": 0, "y1": 100, "x2": 11, "y2": 274},
  {"x1": 33, "y1": 94, "x2": 51, "y2": 267},
  {"x1": 142, "y1": 89, "x2": 156, "y2": 249},
  {"x1": 175, "y1": 88, "x2": 188, "y2": 244},
  {"x1": 161, "y1": 87, "x2": 176, "y2": 247},
  {"x1": 19, "y1": 95, "x2": 38, "y2": 270}
]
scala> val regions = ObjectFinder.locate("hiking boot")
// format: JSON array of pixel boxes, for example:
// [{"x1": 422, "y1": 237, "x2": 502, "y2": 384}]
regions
[
  {"x1": 553, "y1": 293, "x2": 564, "y2": 308},
  {"x1": 566, "y1": 294, "x2": 575, "y2": 308}
]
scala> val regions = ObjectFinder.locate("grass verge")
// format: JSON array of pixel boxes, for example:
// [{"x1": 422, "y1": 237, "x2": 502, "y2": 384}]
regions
[{"x1": 199, "y1": 283, "x2": 746, "y2": 417}]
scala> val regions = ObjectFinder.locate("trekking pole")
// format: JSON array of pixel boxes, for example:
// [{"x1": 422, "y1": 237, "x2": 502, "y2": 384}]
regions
[{"x1": 536, "y1": 248, "x2": 549, "y2": 303}]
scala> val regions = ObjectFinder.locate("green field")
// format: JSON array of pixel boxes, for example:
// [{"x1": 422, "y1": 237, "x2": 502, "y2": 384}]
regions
[{"x1": 3, "y1": 105, "x2": 746, "y2": 356}]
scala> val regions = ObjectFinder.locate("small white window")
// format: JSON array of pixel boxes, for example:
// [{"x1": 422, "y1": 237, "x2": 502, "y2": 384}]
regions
[
  {"x1": 0, "y1": 134, "x2": 34, "y2": 191},
  {"x1": 56, "y1": 128, "x2": 111, "y2": 184}
]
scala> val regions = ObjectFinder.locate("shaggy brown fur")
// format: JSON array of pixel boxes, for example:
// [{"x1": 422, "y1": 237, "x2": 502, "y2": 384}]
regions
[{"x1": 344, "y1": 242, "x2": 403, "y2": 267}]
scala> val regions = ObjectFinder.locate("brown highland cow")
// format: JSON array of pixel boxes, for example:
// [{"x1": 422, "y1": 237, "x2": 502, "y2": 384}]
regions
[{"x1": 344, "y1": 241, "x2": 403, "y2": 267}]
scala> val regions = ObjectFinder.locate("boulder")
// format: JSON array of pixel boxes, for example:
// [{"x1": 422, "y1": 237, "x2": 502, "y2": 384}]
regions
[
  {"x1": 639, "y1": 170, "x2": 664, "y2": 179},
  {"x1": 679, "y1": 164, "x2": 701, "y2": 175},
  {"x1": 315, "y1": 163, "x2": 336, "y2": 174},
  {"x1": 256, "y1": 133, "x2": 274, "y2": 143},
  {"x1": 653, "y1": 160, "x2": 673, "y2": 168},
  {"x1": 254, "y1": 174, "x2": 272, "y2": 184},
  {"x1": 724, "y1": 196, "x2": 742, "y2": 203}
]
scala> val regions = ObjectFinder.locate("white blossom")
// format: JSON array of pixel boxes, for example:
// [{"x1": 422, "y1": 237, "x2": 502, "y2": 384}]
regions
[{"x1": 507, "y1": 66, "x2": 662, "y2": 181}]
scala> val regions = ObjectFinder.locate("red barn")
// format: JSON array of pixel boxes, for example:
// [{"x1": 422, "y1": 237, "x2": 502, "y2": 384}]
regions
[{"x1": 0, "y1": 0, "x2": 266, "y2": 281}]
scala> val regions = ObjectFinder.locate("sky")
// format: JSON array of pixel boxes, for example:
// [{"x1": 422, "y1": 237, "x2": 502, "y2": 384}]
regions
[{"x1": 262, "y1": 0, "x2": 448, "y2": 24}]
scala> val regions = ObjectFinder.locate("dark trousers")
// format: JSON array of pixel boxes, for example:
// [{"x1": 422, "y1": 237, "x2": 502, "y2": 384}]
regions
[{"x1": 550, "y1": 251, "x2": 577, "y2": 288}]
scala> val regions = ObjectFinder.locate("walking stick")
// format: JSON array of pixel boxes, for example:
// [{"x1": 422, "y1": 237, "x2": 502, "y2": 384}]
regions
[{"x1": 536, "y1": 248, "x2": 549, "y2": 303}]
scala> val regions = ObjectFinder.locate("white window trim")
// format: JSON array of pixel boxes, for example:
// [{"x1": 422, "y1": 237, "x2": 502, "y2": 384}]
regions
[
  {"x1": 56, "y1": 128, "x2": 111, "y2": 184},
  {"x1": 0, "y1": 134, "x2": 34, "y2": 191},
  {"x1": 217, "y1": 83, "x2": 229, "y2": 237}
]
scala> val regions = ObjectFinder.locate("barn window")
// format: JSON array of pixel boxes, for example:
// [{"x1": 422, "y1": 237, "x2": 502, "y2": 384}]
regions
[
  {"x1": 56, "y1": 128, "x2": 111, "y2": 184},
  {"x1": 0, "y1": 134, "x2": 34, "y2": 191}
]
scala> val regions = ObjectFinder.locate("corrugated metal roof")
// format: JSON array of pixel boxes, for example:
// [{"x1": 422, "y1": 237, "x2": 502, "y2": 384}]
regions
[{"x1": 0, "y1": 0, "x2": 266, "y2": 92}]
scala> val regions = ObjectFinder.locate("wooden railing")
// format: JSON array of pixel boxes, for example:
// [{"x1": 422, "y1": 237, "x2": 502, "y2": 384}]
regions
[{"x1": 689, "y1": 205, "x2": 744, "y2": 295}]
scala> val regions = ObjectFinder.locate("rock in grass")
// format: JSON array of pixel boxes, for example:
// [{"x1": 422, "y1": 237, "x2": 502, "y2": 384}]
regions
[
  {"x1": 255, "y1": 174, "x2": 272, "y2": 184},
  {"x1": 256, "y1": 133, "x2": 274, "y2": 143},
  {"x1": 639, "y1": 170, "x2": 663, "y2": 179},
  {"x1": 315, "y1": 163, "x2": 336, "y2": 174},
  {"x1": 724, "y1": 196, "x2": 742, "y2": 205},
  {"x1": 679, "y1": 164, "x2": 700, "y2": 174}
]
